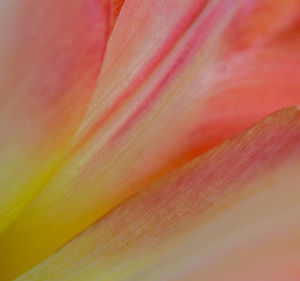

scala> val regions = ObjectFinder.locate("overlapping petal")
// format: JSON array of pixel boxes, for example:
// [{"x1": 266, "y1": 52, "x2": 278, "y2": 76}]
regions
[
  {"x1": 109, "y1": 0, "x2": 125, "y2": 31},
  {"x1": 1, "y1": 1, "x2": 300, "y2": 279},
  {"x1": 0, "y1": 1, "x2": 110, "y2": 231},
  {"x1": 0, "y1": 0, "x2": 213, "y2": 277},
  {"x1": 15, "y1": 106, "x2": 300, "y2": 281}
]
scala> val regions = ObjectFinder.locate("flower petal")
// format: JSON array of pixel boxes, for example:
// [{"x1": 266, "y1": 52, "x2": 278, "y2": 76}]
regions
[
  {"x1": 108, "y1": 0, "x2": 125, "y2": 31},
  {"x1": 15, "y1": 106, "x2": 300, "y2": 281},
  {"x1": 0, "y1": 0, "x2": 215, "y2": 277},
  {"x1": 0, "y1": 0, "x2": 109, "y2": 232},
  {"x1": 2, "y1": 0, "x2": 300, "y2": 279}
]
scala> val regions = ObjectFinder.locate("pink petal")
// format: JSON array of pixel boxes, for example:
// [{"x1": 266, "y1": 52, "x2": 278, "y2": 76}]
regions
[
  {"x1": 1, "y1": 1, "x2": 300, "y2": 279},
  {"x1": 0, "y1": 0, "x2": 212, "y2": 277},
  {"x1": 108, "y1": 0, "x2": 125, "y2": 31},
  {"x1": 0, "y1": 0, "x2": 109, "y2": 231},
  {"x1": 15, "y1": 106, "x2": 300, "y2": 281}
]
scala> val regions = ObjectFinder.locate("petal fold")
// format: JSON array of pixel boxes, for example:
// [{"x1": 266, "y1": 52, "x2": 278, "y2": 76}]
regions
[
  {"x1": 1, "y1": 1, "x2": 300, "y2": 279},
  {"x1": 16, "y1": 106, "x2": 300, "y2": 281},
  {"x1": 0, "y1": 1, "x2": 109, "y2": 231}
]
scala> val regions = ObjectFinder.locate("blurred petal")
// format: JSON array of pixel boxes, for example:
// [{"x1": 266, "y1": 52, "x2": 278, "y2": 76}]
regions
[
  {"x1": 2, "y1": 0, "x2": 300, "y2": 279},
  {"x1": 15, "y1": 106, "x2": 300, "y2": 281},
  {"x1": 201, "y1": 0, "x2": 300, "y2": 149},
  {"x1": 0, "y1": 0, "x2": 109, "y2": 232},
  {"x1": 109, "y1": 0, "x2": 125, "y2": 31}
]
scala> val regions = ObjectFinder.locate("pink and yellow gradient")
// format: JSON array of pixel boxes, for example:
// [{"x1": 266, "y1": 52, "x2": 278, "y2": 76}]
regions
[
  {"x1": 15, "y1": 106, "x2": 300, "y2": 281},
  {"x1": 0, "y1": 0, "x2": 300, "y2": 280},
  {"x1": 0, "y1": 0, "x2": 113, "y2": 232}
]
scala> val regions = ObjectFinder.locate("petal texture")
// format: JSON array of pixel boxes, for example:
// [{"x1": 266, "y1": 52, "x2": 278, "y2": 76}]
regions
[
  {"x1": 1, "y1": 0, "x2": 300, "y2": 279},
  {"x1": 0, "y1": 0, "x2": 215, "y2": 277},
  {"x1": 15, "y1": 106, "x2": 300, "y2": 281},
  {"x1": 0, "y1": 0, "x2": 109, "y2": 232}
]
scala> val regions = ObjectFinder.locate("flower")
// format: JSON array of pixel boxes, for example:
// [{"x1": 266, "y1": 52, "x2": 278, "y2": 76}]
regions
[{"x1": 1, "y1": 0, "x2": 300, "y2": 280}]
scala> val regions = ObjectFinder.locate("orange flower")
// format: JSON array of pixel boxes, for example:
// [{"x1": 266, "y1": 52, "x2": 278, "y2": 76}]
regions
[{"x1": 1, "y1": 1, "x2": 300, "y2": 280}]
